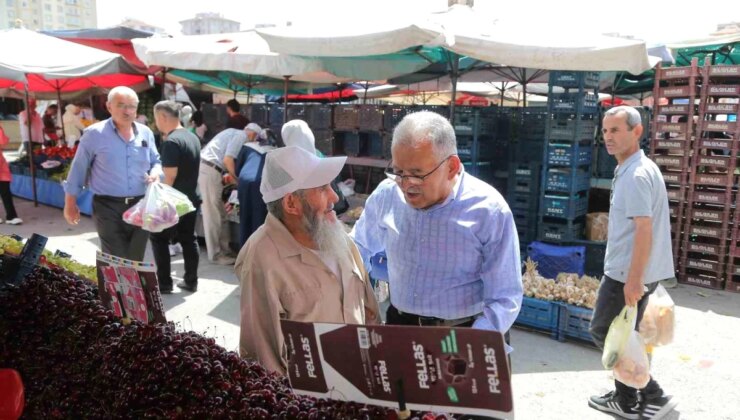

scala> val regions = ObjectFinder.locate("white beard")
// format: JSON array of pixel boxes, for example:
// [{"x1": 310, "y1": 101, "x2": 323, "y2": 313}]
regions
[{"x1": 301, "y1": 205, "x2": 350, "y2": 261}]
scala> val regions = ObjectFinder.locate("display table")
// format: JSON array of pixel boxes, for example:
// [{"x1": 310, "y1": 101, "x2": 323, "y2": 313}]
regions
[{"x1": 10, "y1": 174, "x2": 93, "y2": 216}]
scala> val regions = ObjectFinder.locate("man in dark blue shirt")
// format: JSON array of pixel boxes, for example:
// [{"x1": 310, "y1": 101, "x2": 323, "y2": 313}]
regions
[
  {"x1": 63, "y1": 86, "x2": 162, "y2": 261},
  {"x1": 151, "y1": 100, "x2": 202, "y2": 294}
]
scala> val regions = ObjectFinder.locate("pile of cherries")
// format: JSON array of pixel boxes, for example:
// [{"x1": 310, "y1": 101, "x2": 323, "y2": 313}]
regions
[{"x1": 0, "y1": 267, "x2": 450, "y2": 419}]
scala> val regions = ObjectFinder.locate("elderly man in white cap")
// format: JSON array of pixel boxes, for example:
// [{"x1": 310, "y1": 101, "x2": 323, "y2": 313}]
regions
[
  {"x1": 235, "y1": 146, "x2": 380, "y2": 374},
  {"x1": 199, "y1": 122, "x2": 262, "y2": 264}
]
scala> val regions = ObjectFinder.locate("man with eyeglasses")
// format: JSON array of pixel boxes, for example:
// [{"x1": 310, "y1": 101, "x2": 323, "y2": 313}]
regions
[
  {"x1": 64, "y1": 86, "x2": 162, "y2": 261},
  {"x1": 588, "y1": 106, "x2": 676, "y2": 420},
  {"x1": 350, "y1": 111, "x2": 522, "y2": 351}
]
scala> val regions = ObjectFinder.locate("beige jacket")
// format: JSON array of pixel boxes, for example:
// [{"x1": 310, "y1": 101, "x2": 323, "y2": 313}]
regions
[{"x1": 236, "y1": 213, "x2": 380, "y2": 375}]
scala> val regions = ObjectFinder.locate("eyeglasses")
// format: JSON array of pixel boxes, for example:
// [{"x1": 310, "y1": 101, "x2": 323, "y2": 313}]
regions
[
  {"x1": 385, "y1": 155, "x2": 454, "y2": 186},
  {"x1": 115, "y1": 103, "x2": 139, "y2": 111}
]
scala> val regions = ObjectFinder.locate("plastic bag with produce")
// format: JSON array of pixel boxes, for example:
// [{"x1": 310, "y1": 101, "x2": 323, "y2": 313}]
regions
[
  {"x1": 122, "y1": 183, "x2": 195, "y2": 233},
  {"x1": 613, "y1": 330, "x2": 651, "y2": 389},
  {"x1": 639, "y1": 284, "x2": 675, "y2": 347},
  {"x1": 602, "y1": 305, "x2": 635, "y2": 369}
]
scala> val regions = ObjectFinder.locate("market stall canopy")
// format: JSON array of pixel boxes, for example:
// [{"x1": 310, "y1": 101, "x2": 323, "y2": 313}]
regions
[
  {"x1": 668, "y1": 33, "x2": 740, "y2": 65},
  {"x1": 257, "y1": 5, "x2": 658, "y2": 74},
  {"x1": 0, "y1": 28, "x2": 148, "y2": 99},
  {"x1": 43, "y1": 26, "x2": 159, "y2": 73},
  {"x1": 164, "y1": 69, "x2": 334, "y2": 96}
]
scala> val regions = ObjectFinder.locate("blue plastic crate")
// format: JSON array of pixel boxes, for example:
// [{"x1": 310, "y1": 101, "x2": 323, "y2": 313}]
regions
[
  {"x1": 286, "y1": 105, "x2": 307, "y2": 121},
  {"x1": 538, "y1": 219, "x2": 585, "y2": 242},
  {"x1": 527, "y1": 241, "x2": 586, "y2": 279},
  {"x1": 519, "y1": 113, "x2": 548, "y2": 140},
  {"x1": 545, "y1": 168, "x2": 591, "y2": 194},
  {"x1": 549, "y1": 71, "x2": 600, "y2": 89},
  {"x1": 335, "y1": 131, "x2": 361, "y2": 157},
  {"x1": 269, "y1": 105, "x2": 285, "y2": 126},
  {"x1": 513, "y1": 139, "x2": 546, "y2": 162},
  {"x1": 514, "y1": 297, "x2": 560, "y2": 339},
  {"x1": 245, "y1": 104, "x2": 269, "y2": 125},
  {"x1": 549, "y1": 92, "x2": 599, "y2": 115},
  {"x1": 542, "y1": 194, "x2": 589, "y2": 219},
  {"x1": 548, "y1": 118, "x2": 596, "y2": 141},
  {"x1": 509, "y1": 192, "x2": 539, "y2": 212},
  {"x1": 547, "y1": 142, "x2": 592, "y2": 167},
  {"x1": 557, "y1": 303, "x2": 595, "y2": 344},
  {"x1": 593, "y1": 143, "x2": 617, "y2": 178},
  {"x1": 363, "y1": 131, "x2": 384, "y2": 158}
]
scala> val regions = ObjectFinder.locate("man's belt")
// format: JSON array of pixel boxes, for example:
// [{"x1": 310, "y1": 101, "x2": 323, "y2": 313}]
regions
[
  {"x1": 201, "y1": 158, "x2": 225, "y2": 174},
  {"x1": 396, "y1": 307, "x2": 479, "y2": 327},
  {"x1": 94, "y1": 195, "x2": 143, "y2": 205}
]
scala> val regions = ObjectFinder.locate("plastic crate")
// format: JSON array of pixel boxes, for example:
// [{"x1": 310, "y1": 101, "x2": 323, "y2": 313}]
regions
[
  {"x1": 513, "y1": 139, "x2": 546, "y2": 162},
  {"x1": 508, "y1": 162, "x2": 541, "y2": 194},
  {"x1": 333, "y1": 105, "x2": 359, "y2": 130},
  {"x1": 307, "y1": 106, "x2": 332, "y2": 129},
  {"x1": 358, "y1": 105, "x2": 384, "y2": 131},
  {"x1": 364, "y1": 131, "x2": 384, "y2": 158},
  {"x1": 415, "y1": 105, "x2": 450, "y2": 119},
  {"x1": 382, "y1": 133, "x2": 393, "y2": 160},
  {"x1": 557, "y1": 303, "x2": 595, "y2": 344},
  {"x1": 549, "y1": 71, "x2": 600, "y2": 89},
  {"x1": 453, "y1": 107, "x2": 497, "y2": 135},
  {"x1": 548, "y1": 118, "x2": 596, "y2": 141},
  {"x1": 245, "y1": 104, "x2": 269, "y2": 125},
  {"x1": 269, "y1": 105, "x2": 285, "y2": 126},
  {"x1": 547, "y1": 142, "x2": 592, "y2": 167},
  {"x1": 286, "y1": 105, "x2": 307, "y2": 121},
  {"x1": 514, "y1": 297, "x2": 560, "y2": 339},
  {"x1": 383, "y1": 106, "x2": 408, "y2": 131},
  {"x1": 334, "y1": 131, "x2": 361, "y2": 157},
  {"x1": 566, "y1": 240, "x2": 606, "y2": 277},
  {"x1": 538, "y1": 219, "x2": 584, "y2": 242},
  {"x1": 593, "y1": 143, "x2": 617, "y2": 178},
  {"x1": 542, "y1": 194, "x2": 589, "y2": 219},
  {"x1": 544, "y1": 168, "x2": 591, "y2": 194},
  {"x1": 527, "y1": 241, "x2": 586, "y2": 279},
  {"x1": 509, "y1": 192, "x2": 539, "y2": 213},
  {"x1": 549, "y1": 92, "x2": 599, "y2": 115},
  {"x1": 314, "y1": 130, "x2": 333, "y2": 156}
]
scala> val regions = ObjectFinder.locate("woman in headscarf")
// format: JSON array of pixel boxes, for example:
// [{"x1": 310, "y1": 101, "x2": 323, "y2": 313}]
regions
[{"x1": 62, "y1": 104, "x2": 86, "y2": 147}]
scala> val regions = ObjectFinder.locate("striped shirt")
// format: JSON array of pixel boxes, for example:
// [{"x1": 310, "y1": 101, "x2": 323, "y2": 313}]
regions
[{"x1": 350, "y1": 171, "x2": 523, "y2": 336}]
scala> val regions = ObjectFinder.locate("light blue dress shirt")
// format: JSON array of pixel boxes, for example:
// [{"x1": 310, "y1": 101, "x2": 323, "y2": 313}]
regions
[
  {"x1": 64, "y1": 119, "x2": 161, "y2": 197},
  {"x1": 350, "y1": 171, "x2": 523, "y2": 338}
]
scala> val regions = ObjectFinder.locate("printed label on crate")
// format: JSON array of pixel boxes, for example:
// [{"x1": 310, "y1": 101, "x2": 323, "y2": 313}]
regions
[
  {"x1": 683, "y1": 275, "x2": 723, "y2": 289},
  {"x1": 666, "y1": 189, "x2": 683, "y2": 200},
  {"x1": 692, "y1": 209, "x2": 724, "y2": 221},
  {"x1": 703, "y1": 122, "x2": 734, "y2": 132},
  {"x1": 662, "y1": 173, "x2": 684, "y2": 183},
  {"x1": 661, "y1": 86, "x2": 691, "y2": 97},
  {"x1": 282, "y1": 321, "x2": 513, "y2": 419},
  {"x1": 655, "y1": 156, "x2": 683, "y2": 167},
  {"x1": 731, "y1": 265, "x2": 740, "y2": 276},
  {"x1": 706, "y1": 103, "x2": 739, "y2": 114},
  {"x1": 699, "y1": 139, "x2": 733, "y2": 150},
  {"x1": 708, "y1": 65, "x2": 740, "y2": 76},
  {"x1": 657, "y1": 123, "x2": 686, "y2": 133},
  {"x1": 697, "y1": 156, "x2": 729, "y2": 167},
  {"x1": 687, "y1": 242, "x2": 720, "y2": 254},
  {"x1": 685, "y1": 258, "x2": 720, "y2": 272},
  {"x1": 689, "y1": 225, "x2": 722, "y2": 238},
  {"x1": 95, "y1": 251, "x2": 166, "y2": 325},
  {"x1": 655, "y1": 140, "x2": 685, "y2": 149},
  {"x1": 695, "y1": 191, "x2": 726, "y2": 203},
  {"x1": 694, "y1": 173, "x2": 730, "y2": 186},
  {"x1": 663, "y1": 68, "x2": 694, "y2": 78},
  {"x1": 658, "y1": 104, "x2": 690, "y2": 114},
  {"x1": 708, "y1": 85, "x2": 740, "y2": 96}
]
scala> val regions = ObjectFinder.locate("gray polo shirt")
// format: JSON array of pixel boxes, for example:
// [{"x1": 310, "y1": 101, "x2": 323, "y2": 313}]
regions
[
  {"x1": 200, "y1": 128, "x2": 246, "y2": 166},
  {"x1": 604, "y1": 150, "x2": 675, "y2": 283}
]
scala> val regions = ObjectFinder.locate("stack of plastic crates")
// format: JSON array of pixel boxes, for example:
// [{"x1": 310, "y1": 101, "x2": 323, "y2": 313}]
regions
[
  {"x1": 454, "y1": 106, "x2": 499, "y2": 187},
  {"x1": 538, "y1": 71, "x2": 599, "y2": 243}
]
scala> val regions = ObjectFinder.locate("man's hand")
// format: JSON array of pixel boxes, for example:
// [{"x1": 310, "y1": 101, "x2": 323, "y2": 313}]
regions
[
  {"x1": 145, "y1": 173, "x2": 159, "y2": 184},
  {"x1": 623, "y1": 278, "x2": 645, "y2": 307},
  {"x1": 64, "y1": 202, "x2": 80, "y2": 225},
  {"x1": 222, "y1": 174, "x2": 236, "y2": 185}
]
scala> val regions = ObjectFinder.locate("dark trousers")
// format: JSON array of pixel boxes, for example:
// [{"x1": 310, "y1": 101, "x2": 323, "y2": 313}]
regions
[
  {"x1": 589, "y1": 275, "x2": 663, "y2": 401},
  {"x1": 92, "y1": 196, "x2": 149, "y2": 261},
  {"x1": 0, "y1": 181, "x2": 18, "y2": 220},
  {"x1": 386, "y1": 304, "x2": 511, "y2": 344},
  {"x1": 150, "y1": 209, "x2": 199, "y2": 289}
]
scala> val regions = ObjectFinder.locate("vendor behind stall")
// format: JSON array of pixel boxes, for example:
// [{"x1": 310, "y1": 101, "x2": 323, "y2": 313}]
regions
[
  {"x1": 236, "y1": 146, "x2": 379, "y2": 374},
  {"x1": 350, "y1": 111, "x2": 522, "y2": 351}
]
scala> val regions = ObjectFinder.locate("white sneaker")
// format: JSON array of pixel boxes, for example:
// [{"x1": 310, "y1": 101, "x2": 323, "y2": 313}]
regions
[{"x1": 5, "y1": 218, "x2": 23, "y2": 225}]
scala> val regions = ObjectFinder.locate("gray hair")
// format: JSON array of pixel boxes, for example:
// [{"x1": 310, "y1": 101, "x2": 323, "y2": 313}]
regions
[
  {"x1": 604, "y1": 106, "x2": 642, "y2": 130},
  {"x1": 107, "y1": 86, "x2": 138, "y2": 103},
  {"x1": 392, "y1": 111, "x2": 457, "y2": 159},
  {"x1": 153, "y1": 100, "x2": 181, "y2": 119}
]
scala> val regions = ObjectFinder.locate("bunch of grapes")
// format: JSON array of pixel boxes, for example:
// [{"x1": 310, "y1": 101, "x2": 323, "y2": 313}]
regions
[{"x1": 1, "y1": 267, "x2": 452, "y2": 419}]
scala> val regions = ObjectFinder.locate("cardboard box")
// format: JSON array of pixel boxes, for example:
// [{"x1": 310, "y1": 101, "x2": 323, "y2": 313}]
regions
[{"x1": 586, "y1": 212, "x2": 609, "y2": 242}]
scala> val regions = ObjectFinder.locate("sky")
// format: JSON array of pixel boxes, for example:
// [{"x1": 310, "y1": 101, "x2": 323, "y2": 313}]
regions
[{"x1": 96, "y1": 0, "x2": 740, "y2": 45}]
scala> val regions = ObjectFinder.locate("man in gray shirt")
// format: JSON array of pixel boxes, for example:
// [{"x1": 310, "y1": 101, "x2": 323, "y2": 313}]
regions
[{"x1": 588, "y1": 106, "x2": 677, "y2": 420}]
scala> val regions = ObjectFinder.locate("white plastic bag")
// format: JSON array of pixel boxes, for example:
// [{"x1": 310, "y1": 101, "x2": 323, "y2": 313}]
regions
[
  {"x1": 338, "y1": 179, "x2": 356, "y2": 197},
  {"x1": 602, "y1": 305, "x2": 636, "y2": 369},
  {"x1": 613, "y1": 330, "x2": 651, "y2": 389},
  {"x1": 639, "y1": 284, "x2": 675, "y2": 347},
  {"x1": 123, "y1": 183, "x2": 195, "y2": 233}
]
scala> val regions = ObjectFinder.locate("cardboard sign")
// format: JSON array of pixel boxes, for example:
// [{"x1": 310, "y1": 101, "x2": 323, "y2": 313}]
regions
[
  {"x1": 281, "y1": 321, "x2": 513, "y2": 419},
  {"x1": 95, "y1": 251, "x2": 166, "y2": 324}
]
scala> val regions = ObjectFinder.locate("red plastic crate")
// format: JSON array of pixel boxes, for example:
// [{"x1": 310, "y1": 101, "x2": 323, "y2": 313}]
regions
[
  {"x1": 658, "y1": 66, "x2": 700, "y2": 80},
  {"x1": 333, "y1": 105, "x2": 359, "y2": 130},
  {"x1": 679, "y1": 272, "x2": 726, "y2": 290},
  {"x1": 655, "y1": 104, "x2": 691, "y2": 115},
  {"x1": 706, "y1": 64, "x2": 740, "y2": 77},
  {"x1": 705, "y1": 85, "x2": 740, "y2": 97}
]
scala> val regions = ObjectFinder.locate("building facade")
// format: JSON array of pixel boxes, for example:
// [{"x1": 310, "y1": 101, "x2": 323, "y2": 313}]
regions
[
  {"x1": 180, "y1": 12, "x2": 239, "y2": 35},
  {"x1": 0, "y1": 0, "x2": 97, "y2": 31}
]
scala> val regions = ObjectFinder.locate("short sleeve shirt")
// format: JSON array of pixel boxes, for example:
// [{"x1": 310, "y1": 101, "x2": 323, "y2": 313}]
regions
[
  {"x1": 604, "y1": 150, "x2": 675, "y2": 283},
  {"x1": 161, "y1": 128, "x2": 201, "y2": 205}
]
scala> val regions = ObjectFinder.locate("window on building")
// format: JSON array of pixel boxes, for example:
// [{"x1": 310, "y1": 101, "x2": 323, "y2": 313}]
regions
[
  {"x1": 21, "y1": 1, "x2": 27, "y2": 6},
  {"x1": 56, "y1": 15, "x2": 63, "y2": 23},
  {"x1": 56, "y1": 5, "x2": 61, "y2": 11},
  {"x1": 43, "y1": 3, "x2": 50, "y2": 10},
  {"x1": 64, "y1": 0, "x2": 76, "y2": 4},
  {"x1": 66, "y1": 15, "x2": 79, "y2": 25},
  {"x1": 6, "y1": 0, "x2": 14, "y2": 6}
]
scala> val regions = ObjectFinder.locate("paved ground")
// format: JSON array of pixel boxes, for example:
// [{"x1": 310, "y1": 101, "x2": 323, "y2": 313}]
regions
[{"x1": 2, "y1": 196, "x2": 739, "y2": 420}]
